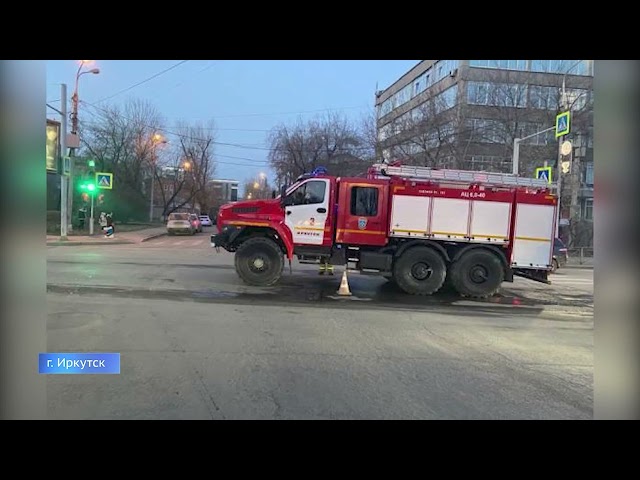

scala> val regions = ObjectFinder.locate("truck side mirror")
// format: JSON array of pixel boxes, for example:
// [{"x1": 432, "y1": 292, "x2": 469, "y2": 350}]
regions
[{"x1": 279, "y1": 185, "x2": 289, "y2": 207}]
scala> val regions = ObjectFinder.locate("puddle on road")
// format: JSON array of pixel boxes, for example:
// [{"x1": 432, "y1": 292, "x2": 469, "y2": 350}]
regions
[{"x1": 47, "y1": 270, "x2": 591, "y2": 316}]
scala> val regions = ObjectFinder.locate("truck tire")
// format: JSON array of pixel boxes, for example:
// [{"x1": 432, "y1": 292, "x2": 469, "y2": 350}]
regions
[
  {"x1": 393, "y1": 246, "x2": 446, "y2": 295},
  {"x1": 450, "y1": 249, "x2": 504, "y2": 298},
  {"x1": 234, "y1": 237, "x2": 284, "y2": 287}
]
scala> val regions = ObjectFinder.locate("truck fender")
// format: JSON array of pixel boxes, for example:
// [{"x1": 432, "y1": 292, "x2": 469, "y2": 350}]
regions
[
  {"x1": 272, "y1": 222, "x2": 295, "y2": 261},
  {"x1": 395, "y1": 240, "x2": 450, "y2": 262}
]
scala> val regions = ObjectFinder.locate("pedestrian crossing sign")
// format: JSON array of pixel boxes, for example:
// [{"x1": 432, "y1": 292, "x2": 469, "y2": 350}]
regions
[
  {"x1": 535, "y1": 166, "x2": 552, "y2": 184},
  {"x1": 555, "y1": 111, "x2": 570, "y2": 138},
  {"x1": 96, "y1": 172, "x2": 113, "y2": 190}
]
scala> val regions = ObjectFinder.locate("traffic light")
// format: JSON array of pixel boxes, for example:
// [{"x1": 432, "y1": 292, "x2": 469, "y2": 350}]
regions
[
  {"x1": 98, "y1": 194, "x2": 105, "y2": 205},
  {"x1": 88, "y1": 159, "x2": 96, "y2": 168},
  {"x1": 561, "y1": 161, "x2": 571, "y2": 174},
  {"x1": 79, "y1": 182, "x2": 97, "y2": 195}
]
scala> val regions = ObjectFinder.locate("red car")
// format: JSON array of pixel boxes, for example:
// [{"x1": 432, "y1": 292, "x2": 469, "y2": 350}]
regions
[{"x1": 189, "y1": 214, "x2": 202, "y2": 233}]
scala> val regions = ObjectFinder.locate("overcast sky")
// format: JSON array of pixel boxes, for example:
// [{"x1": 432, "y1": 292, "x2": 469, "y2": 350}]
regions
[{"x1": 46, "y1": 60, "x2": 419, "y2": 184}]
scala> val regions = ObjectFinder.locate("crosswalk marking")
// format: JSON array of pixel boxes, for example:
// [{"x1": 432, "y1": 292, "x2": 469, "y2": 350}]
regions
[{"x1": 144, "y1": 235, "x2": 211, "y2": 249}]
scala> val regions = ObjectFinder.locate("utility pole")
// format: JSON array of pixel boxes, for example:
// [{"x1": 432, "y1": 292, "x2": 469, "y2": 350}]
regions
[
  {"x1": 555, "y1": 78, "x2": 569, "y2": 239},
  {"x1": 59, "y1": 83, "x2": 68, "y2": 240},
  {"x1": 68, "y1": 61, "x2": 100, "y2": 234},
  {"x1": 149, "y1": 160, "x2": 155, "y2": 222}
]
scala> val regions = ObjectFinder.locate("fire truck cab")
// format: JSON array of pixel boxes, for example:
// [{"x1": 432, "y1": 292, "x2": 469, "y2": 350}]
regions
[{"x1": 212, "y1": 163, "x2": 557, "y2": 298}]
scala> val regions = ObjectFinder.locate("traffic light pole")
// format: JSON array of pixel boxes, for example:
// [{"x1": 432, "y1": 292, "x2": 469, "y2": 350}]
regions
[
  {"x1": 556, "y1": 135, "x2": 563, "y2": 238},
  {"x1": 59, "y1": 83, "x2": 68, "y2": 240},
  {"x1": 90, "y1": 192, "x2": 95, "y2": 235}
]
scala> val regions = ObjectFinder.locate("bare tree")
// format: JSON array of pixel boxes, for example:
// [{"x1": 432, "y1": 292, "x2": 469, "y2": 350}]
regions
[
  {"x1": 268, "y1": 112, "x2": 369, "y2": 184},
  {"x1": 151, "y1": 121, "x2": 217, "y2": 217},
  {"x1": 380, "y1": 90, "x2": 462, "y2": 168},
  {"x1": 358, "y1": 109, "x2": 379, "y2": 163},
  {"x1": 242, "y1": 176, "x2": 271, "y2": 200},
  {"x1": 80, "y1": 98, "x2": 164, "y2": 221},
  {"x1": 176, "y1": 121, "x2": 217, "y2": 214}
]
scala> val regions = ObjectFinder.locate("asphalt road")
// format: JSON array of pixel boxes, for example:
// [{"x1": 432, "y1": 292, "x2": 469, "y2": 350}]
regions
[{"x1": 45, "y1": 227, "x2": 594, "y2": 419}]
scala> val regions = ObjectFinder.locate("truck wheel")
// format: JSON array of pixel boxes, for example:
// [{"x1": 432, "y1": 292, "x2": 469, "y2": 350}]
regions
[
  {"x1": 393, "y1": 247, "x2": 446, "y2": 295},
  {"x1": 234, "y1": 237, "x2": 284, "y2": 287},
  {"x1": 450, "y1": 249, "x2": 504, "y2": 298}
]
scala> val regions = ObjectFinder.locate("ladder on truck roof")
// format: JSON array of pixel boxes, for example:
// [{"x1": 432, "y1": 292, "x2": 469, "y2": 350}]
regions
[{"x1": 369, "y1": 163, "x2": 555, "y2": 189}]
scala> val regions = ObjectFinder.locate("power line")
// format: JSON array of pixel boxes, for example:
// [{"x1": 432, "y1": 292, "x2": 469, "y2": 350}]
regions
[
  {"x1": 47, "y1": 103, "x2": 63, "y2": 115},
  {"x1": 170, "y1": 60, "x2": 222, "y2": 90},
  {"x1": 81, "y1": 101, "x2": 374, "y2": 156},
  {"x1": 167, "y1": 105, "x2": 370, "y2": 120},
  {"x1": 95, "y1": 60, "x2": 190, "y2": 104}
]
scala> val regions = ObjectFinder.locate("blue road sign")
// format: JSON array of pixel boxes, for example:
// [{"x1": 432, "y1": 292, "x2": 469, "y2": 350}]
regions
[
  {"x1": 96, "y1": 172, "x2": 113, "y2": 190},
  {"x1": 555, "y1": 111, "x2": 570, "y2": 138},
  {"x1": 535, "y1": 166, "x2": 552, "y2": 184}
]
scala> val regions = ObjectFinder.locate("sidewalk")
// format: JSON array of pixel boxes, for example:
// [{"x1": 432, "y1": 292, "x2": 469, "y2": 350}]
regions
[{"x1": 47, "y1": 226, "x2": 167, "y2": 246}]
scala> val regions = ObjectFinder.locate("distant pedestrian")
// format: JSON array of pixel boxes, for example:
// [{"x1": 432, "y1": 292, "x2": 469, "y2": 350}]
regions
[{"x1": 104, "y1": 213, "x2": 115, "y2": 238}]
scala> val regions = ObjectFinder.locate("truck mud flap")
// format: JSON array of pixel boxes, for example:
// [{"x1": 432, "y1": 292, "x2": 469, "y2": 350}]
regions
[{"x1": 513, "y1": 268, "x2": 551, "y2": 284}]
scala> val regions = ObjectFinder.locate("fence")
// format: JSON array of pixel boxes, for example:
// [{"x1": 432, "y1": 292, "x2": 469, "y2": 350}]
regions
[{"x1": 568, "y1": 247, "x2": 594, "y2": 265}]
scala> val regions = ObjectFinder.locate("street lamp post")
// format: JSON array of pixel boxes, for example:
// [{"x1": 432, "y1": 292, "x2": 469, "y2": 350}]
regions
[
  {"x1": 511, "y1": 125, "x2": 557, "y2": 176},
  {"x1": 68, "y1": 61, "x2": 100, "y2": 233},
  {"x1": 70, "y1": 61, "x2": 100, "y2": 139},
  {"x1": 149, "y1": 134, "x2": 167, "y2": 222}
]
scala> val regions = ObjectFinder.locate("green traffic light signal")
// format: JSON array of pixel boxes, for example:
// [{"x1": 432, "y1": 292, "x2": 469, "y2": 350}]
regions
[
  {"x1": 88, "y1": 159, "x2": 95, "y2": 168},
  {"x1": 79, "y1": 182, "x2": 97, "y2": 194}
]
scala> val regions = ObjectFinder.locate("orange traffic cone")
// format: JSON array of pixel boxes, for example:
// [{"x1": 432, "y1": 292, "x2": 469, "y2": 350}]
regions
[{"x1": 337, "y1": 271, "x2": 352, "y2": 296}]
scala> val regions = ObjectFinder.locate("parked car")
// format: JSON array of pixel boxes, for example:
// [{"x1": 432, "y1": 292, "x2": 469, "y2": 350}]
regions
[
  {"x1": 167, "y1": 212, "x2": 194, "y2": 235},
  {"x1": 189, "y1": 214, "x2": 202, "y2": 233},
  {"x1": 199, "y1": 215, "x2": 213, "y2": 227},
  {"x1": 552, "y1": 237, "x2": 569, "y2": 273}
]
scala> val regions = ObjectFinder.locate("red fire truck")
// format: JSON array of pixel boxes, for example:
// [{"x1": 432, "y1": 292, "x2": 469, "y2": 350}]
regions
[{"x1": 211, "y1": 163, "x2": 558, "y2": 298}]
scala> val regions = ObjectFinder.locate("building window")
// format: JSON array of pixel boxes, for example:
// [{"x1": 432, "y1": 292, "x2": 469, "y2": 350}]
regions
[
  {"x1": 467, "y1": 82, "x2": 527, "y2": 108},
  {"x1": 439, "y1": 84, "x2": 458, "y2": 111},
  {"x1": 466, "y1": 118, "x2": 508, "y2": 144},
  {"x1": 565, "y1": 88, "x2": 589, "y2": 110},
  {"x1": 414, "y1": 73, "x2": 427, "y2": 96},
  {"x1": 467, "y1": 82, "x2": 490, "y2": 105},
  {"x1": 379, "y1": 98, "x2": 393, "y2": 118},
  {"x1": 470, "y1": 60, "x2": 527, "y2": 71},
  {"x1": 529, "y1": 85, "x2": 559, "y2": 109},
  {"x1": 583, "y1": 198, "x2": 593, "y2": 220},
  {"x1": 466, "y1": 155, "x2": 511, "y2": 173},
  {"x1": 531, "y1": 60, "x2": 591, "y2": 76},
  {"x1": 231, "y1": 186, "x2": 238, "y2": 202},
  {"x1": 584, "y1": 163, "x2": 594, "y2": 186},
  {"x1": 351, "y1": 187, "x2": 378, "y2": 216}
]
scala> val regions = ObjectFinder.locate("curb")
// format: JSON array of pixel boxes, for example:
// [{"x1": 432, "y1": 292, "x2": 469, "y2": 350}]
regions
[
  {"x1": 139, "y1": 232, "x2": 168, "y2": 243},
  {"x1": 564, "y1": 265, "x2": 594, "y2": 270},
  {"x1": 47, "y1": 240, "x2": 134, "y2": 246}
]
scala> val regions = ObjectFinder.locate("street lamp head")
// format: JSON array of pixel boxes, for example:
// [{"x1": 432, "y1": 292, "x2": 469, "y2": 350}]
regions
[{"x1": 89, "y1": 68, "x2": 100, "y2": 75}]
